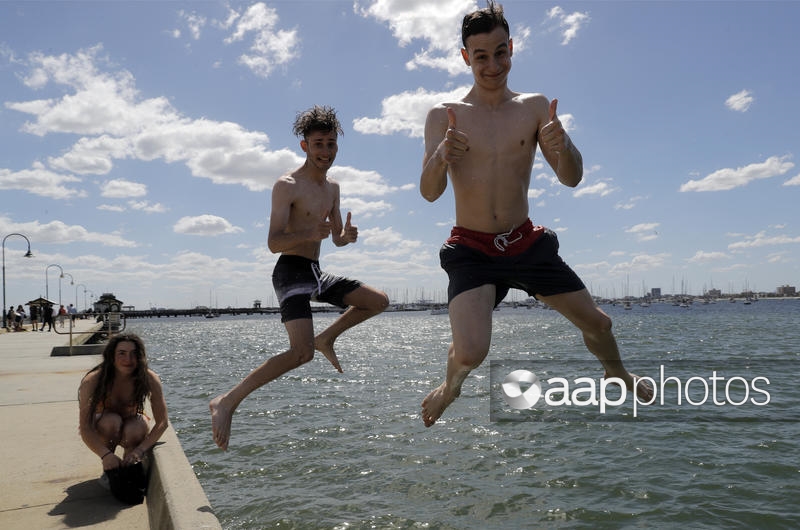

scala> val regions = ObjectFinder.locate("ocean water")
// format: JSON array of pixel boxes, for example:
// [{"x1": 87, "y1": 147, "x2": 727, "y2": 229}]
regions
[{"x1": 126, "y1": 299, "x2": 799, "y2": 529}]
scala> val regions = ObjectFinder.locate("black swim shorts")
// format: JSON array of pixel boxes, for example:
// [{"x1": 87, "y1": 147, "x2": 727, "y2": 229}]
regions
[
  {"x1": 440, "y1": 221, "x2": 585, "y2": 306},
  {"x1": 272, "y1": 255, "x2": 362, "y2": 322}
]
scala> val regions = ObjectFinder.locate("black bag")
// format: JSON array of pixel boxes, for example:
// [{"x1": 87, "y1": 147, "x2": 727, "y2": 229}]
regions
[{"x1": 106, "y1": 462, "x2": 148, "y2": 505}]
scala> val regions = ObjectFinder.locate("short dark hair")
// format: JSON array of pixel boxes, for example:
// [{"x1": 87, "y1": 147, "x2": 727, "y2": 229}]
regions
[
  {"x1": 292, "y1": 105, "x2": 343, "y2": 139},
  {"x1": 461, "y1": 1, "x2": 509, "y2": 48}
]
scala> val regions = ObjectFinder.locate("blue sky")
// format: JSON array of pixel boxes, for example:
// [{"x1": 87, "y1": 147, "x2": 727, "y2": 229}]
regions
[{"x1": 1, "y1": 1, "x2": 798, "y2": 311}]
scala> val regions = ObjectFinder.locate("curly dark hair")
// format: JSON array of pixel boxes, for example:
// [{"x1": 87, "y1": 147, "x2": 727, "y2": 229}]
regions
[
  {"x1": 82, "y1": 332, "x2": 151, "y2": 423},
  {"x1": 462, "y1": 1, "x2": 509, "y2": 48},
  {"x1": 292, "y1": 105, "x2": 343, "y2": 139}
]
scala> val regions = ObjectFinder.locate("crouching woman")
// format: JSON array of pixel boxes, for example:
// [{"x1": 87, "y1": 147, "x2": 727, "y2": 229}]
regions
[{"x1": 79, "y1": 333, "x2": 168, "y2": 475}]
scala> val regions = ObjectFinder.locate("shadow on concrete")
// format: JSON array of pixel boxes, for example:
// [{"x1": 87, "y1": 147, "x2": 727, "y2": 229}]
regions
[
  {"x1": 51, "y1": 344, "x2": 106, "y2": 356},
  {"x1": 47, "y1": 479, "x2": 133, "y2": 527}
]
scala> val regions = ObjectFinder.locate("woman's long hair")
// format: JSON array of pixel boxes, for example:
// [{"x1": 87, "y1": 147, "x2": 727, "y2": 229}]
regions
[{"x1": 83, "y1": 333, "x2": 151, "y2": 422}]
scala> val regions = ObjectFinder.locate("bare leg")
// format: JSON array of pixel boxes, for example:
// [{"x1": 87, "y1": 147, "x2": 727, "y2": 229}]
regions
[
  {"x1": 210, "y1": 318, "x2": 315, "y2": 450},
  {"x1": 95, "y1": 413, "x2": 123, "y2": 450},
  {"x1": 120, "y1": 415, "x2": 149, "y2": 459},
  {"x1": 538, "y1": 289, "x2": 654, "y2": 401},
  {"x1": 314, "y1": 285, "x2": 388, "y2": 373},
  {"x1": 422, "y1": 285, "x2": 495, "y2": 427}
]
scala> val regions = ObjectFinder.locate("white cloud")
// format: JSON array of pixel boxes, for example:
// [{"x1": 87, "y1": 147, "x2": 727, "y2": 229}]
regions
[
  {"x1": 626, "y1": 222, "x2": 660, "y2": 242},
  {"x1": 680, "y1": 155, "x2": 794, "y2": 192},
  {"x1": 573, "y1": 180, "x2": 614, "y2": 197},
  {"x1": 608, "y1": 253, "x2": 670, "y2": 275},
  {"x1": 615, "y1": 195, "x2": 646, "y2": 210},
  {"x1": 178, "y1": 10, "x2": 207, "y2": 40},
  {"x1": 687, "y1": 251, "x2": 730, "y2": 263},
  {"x1": 766, "y1": 251, "x2": 790, "y2": 264},
  {"x1": 8, "y1": 46, "x2": 176, "y2": 137},
  {"x1": 340, "y1": 197, "x2": 394, "y2": 218},
  {"x1": 49, "y1": 135, "x2": 130, "y2": 175},
  {"x1": 173, "y1": 215, "x2": 243, "y2": 236},
  {"x1": 783, "y1": 173, "x2": 800, "y2": 186},
  {"x1": 97, "y1": 204, "x2": 125, "y2": 212},
  {"x1": 725, "y1": 89, "x2": 754, "y2": 112},
  {"x1": 356, "y1": 0, "x2": 472, "y2": 74},
  {"x1": 100, "y1": 178, "x2": 147, "y2": 198},
  {"x1": 0, "y1": 216, "x2": 136, "y2": 247},
  {"x1": 6, "y1": 47, "x2": 305, "y2": 192},
  {"x1": 353, "y1": 86, "x2": 470, "y2": 138},
  {"x1": 223, "y1": 2, "x2": 299, "y2": 78},
  {"x1": 331, "y1": 166, "x2": 407, "y2": 196},
  {"x1": 5, "y1": 46, "x2": 403, "y2": 210},
  {"x1": 0, "y1": 162, "x2": 84, "y2": 200},
  {"x1": 128, "y1": 200, "x2": 168, "y2": 213},
  {"x1": 728, "y1": 231, "x2": 800, "y2": 250},
  {"x1": 359, "y1": 226, "x2": 405, "y2": 247},
  {"x1": 546, "y1": 6, "x2": 590, "y2": 45},
  {"x1": 356, "y1": 0, "x2": 531, "y2": 76}
]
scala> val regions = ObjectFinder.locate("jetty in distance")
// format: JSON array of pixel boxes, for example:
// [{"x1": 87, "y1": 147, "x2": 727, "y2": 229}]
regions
[
  {"x1": 77, "y1": 284, "x2": 797, "y2": 321},
  {"x1": 117, "y1": 294, "x2": 796, "y2": 320}
]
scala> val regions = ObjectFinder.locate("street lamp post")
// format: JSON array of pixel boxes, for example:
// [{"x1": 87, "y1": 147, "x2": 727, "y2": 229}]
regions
[
  {"x1": 62, "y1": 273, "x2": 74, "y2": 307},
  {"x1": 76, "y1": 283, "x2": 88, "y2": 312},
  {"x1": 45, "y1": 264, "x2": 64, "y2": 306},
  {"x1": 2, "y1": 233, "x2": 34, "y2": 329}
]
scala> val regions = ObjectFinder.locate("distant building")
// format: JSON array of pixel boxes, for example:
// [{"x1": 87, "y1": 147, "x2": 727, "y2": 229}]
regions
[
  {"x1": 94, "y1": 292, "x2": 123, "y2": 313},
  {"x1": 707, "y1": 288, "x2": 722, "y2": 297},
  {"x1": 253, "y1": 299, "x2": 262, "y2": 308},
  {"x1": 650, "y1": 288, "x2": 662, "y2": 298},
  {"x1": 777, "y1": 285, "x2": 796, "y2": 296}
]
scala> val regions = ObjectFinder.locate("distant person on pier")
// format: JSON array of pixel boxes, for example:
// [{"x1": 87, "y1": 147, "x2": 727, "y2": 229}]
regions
[
  {"x1": 78, "y1": 333, "x2": 168, "y2": 499},
  {"x1": 418, "y1": 2, "x2": 652, "y2": 427},
  {"x1": 40, "y1": 303, "x2": 54, "y2": 331},
  {"x1": 6, "y1": 306, "x2": 18, "y2": 331},
  {"x1": 210, "y1": 105, "x2": 389, "y2": 450},
  {"x1": 15, "y1": 305, "x2": 26, "y2": 331},
  {"x1": 29, "y1": 303, "x2": 40, "y2": 331}
]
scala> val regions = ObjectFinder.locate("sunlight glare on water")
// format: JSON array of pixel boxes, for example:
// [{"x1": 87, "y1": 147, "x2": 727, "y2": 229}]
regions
[{"x1": 129, "y1": 300, "x2": 799, "y2": 529}]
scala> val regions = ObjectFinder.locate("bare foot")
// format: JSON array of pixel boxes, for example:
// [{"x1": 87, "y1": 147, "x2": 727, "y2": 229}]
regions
[
  {"x1": 314, "y1": 337, "x2": 343, "y2": 373},
  {"x1": 421, "y1": 383, "x2": 459, "y2": 427},
  {"x1": 209, "y1": 395, "x2": 233, "y2": 450},
  {"x1": 604, "y1": 371, "x2": 654, "y2": 402},
  {"x1": 629, "y1": 373, "x2": 654, "y2": 402}
]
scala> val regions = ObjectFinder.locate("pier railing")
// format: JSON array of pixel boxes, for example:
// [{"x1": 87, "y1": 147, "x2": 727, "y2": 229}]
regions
[{"x1": 51, "y1": 312, "x2": 127, "y2": 355}]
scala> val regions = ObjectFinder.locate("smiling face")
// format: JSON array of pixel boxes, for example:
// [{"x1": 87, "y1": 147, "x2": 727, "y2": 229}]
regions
[
  {"x1": 113, "y1": 340, "x2": 138, "y2": 376},
  {"x1": 301, "y1": 129, "x2": 339, "y2": 172},
  {"x1": 461, "y1": 26, "x2": 513, "y2": 91}
]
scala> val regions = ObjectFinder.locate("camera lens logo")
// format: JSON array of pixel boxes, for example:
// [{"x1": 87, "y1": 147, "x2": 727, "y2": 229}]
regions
[{"x1": 501, "y1": 370, "x2": 542, "y2": 410}]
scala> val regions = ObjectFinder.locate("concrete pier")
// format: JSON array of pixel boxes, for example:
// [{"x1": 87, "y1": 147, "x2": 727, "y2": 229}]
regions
[{"x1": 0, "y1": 320, "x2": 221, "y2": 529}]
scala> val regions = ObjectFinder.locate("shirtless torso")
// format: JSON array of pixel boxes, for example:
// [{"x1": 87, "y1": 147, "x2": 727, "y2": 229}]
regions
[
  {"x1": 420, "y1": 27, "x2": 582, "y2": 234},
  {"x1": 427, "y1": 94, "x2": 541, "y2": 233},
  {"x1": 267, "y1": 130, "x2": 351, "y2": 260}
]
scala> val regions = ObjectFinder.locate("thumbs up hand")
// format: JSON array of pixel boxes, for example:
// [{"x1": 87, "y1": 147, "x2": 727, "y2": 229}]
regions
[
  {"x1": 441, "y1": 106, "x2": 470, "y2": 163},
  {"x1": 341, "y1": 211, "x2": 358, "y2": 243},
  {"x1": 541, "y1": 98, "x2": 569, "y2": 156}
]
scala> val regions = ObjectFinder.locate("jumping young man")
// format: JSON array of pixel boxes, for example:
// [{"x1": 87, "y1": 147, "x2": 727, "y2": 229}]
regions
[
  {"x1": 419, "y1": 2, "x2": 652, "y2": 427},
  {"x1": 210, "y1": 106, "x2": 389, "y2": 449}
]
